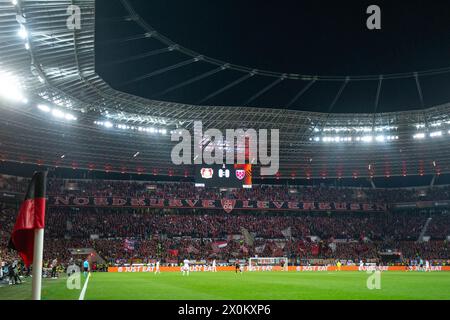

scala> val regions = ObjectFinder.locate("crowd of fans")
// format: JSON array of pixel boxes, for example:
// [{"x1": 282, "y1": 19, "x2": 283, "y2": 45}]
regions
[
  {"x1": 1, "y1": 205, "x2": 449, "y2": 265},
  {"x1": 2, "y1": 174, "x2": 450, "y2": 204},
  {"x1": 0, "y1": 174, "x2": 449, "y2": 269},
  {"x1": 26, "y1": 208, "x2": 431, "y2": 241},
  {"x1": 49, "y1": 179, "x2": 450, "y2": 203},
  {"x1": 426, "y1": 209, "x2": 450, "y2": 239},
  {"x1": 0, "y1": 205, "x2": 439, "y2": 242}
]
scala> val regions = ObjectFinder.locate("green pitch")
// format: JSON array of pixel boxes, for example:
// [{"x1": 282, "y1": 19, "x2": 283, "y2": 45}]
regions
[{"x1": 1, "y1": 272, "x2": 450, "y2": 300}]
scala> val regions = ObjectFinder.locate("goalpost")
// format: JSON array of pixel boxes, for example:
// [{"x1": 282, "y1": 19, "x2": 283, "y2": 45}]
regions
[{"x1": 248, "y1": 257, "x2": 289, "y2": 271}]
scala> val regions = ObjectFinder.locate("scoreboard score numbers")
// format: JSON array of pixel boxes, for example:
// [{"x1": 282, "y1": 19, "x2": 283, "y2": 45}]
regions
[{"x1": 195, "y1": 164, "x2": 252, "y2": 189}]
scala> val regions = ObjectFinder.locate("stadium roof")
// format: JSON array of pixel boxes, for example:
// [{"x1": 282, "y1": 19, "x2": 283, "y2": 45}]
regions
[
  {"x1": 0, "y1": 0, "x2": 450, "y2": 179},
  {"x1": 97, "y1": 0, "x2": 450, "y2": 112}
]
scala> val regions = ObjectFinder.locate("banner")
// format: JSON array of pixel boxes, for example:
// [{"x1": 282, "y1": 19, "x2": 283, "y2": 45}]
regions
[
  {"x1": 108, "y1": 266, "x2": 235, "y2": 273},
  {"x1": 392, "y1": 201, "x2": 450, "y2": 210},
  {"x1": 211, "y1": 241, "x2": 228, "y2": 253},
  {"x1": 281, "y1": 227, "x2": 292, "y2": 238},
  {"x1": 255, "y1": 244, "x2": 266, "y2": 254},
  {"x1": 123, "y1": 239, "x2": 135, "y2": 252},
  {"x1": 186, "y1": 245, "x2": 200, "y2": 254},
  {"x1": 241, "y1": 227, "x2": 255, "y2": 246},
  {"x1": 48, "y1": 196, "x2": 388, "y2": 212},
  {"x1": 107, "y1": 265, "x2": 450, "y2": 273}
]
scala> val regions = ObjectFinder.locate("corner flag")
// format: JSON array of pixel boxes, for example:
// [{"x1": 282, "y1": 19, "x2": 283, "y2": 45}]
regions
[
  {"x1": 8, "y1": 171, "x2": 47, "y2": 300},
  {"x1": 8, "y1": 171, "x2": 47, "y2": 266}
]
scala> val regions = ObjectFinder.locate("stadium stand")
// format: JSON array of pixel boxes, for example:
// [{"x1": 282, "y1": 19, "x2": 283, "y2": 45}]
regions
[{"x1": 1, "y1": 174, "x2": 449, "y2": 269}]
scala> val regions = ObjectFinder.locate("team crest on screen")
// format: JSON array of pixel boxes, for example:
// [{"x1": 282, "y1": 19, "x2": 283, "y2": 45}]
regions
[
  {"x1": 221, "y1": 199, "x2": 236, "y2": 213},
  {"x1": 235, "y1": 169, "x2": 246, "y2": 180},
  {"x1": 200, "y1": 168, "x2": 214, "y2": 179}
]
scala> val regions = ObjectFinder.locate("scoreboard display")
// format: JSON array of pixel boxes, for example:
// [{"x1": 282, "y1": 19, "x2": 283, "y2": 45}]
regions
[{"x1": 195, "y1": 164, "x2": 252, "y2": 188}]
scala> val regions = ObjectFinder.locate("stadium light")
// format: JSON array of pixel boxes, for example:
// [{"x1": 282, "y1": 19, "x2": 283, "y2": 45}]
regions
[
  {"x1": 48, "y1": 108, "x2": 77, "y2": 121},
  {"x1": 413, "y1": 133, "x2": 425, "y2": 140},
  {"x1": 37, "y1": 104, "x2": 50, "y2": 112},
  {"x1": 430, "y1": 131, "x2": 442, "y2": 138},
  {"x1": 18, "y1": 25, "x2": 28, "y2": 39},
  {"x1": 416, "y1": 124, "x2": 426, "y2": 129},
  {"x1": 0, "y1": 71, "x2": 27, "y2": 103},
  {"x1": 104, "y1": 121, "x2": 113, "y2": 128},
  {"x1": 321, "y1": 126, "x2": 397, "y2": 134},
  {"x1": 51, "y1": 109, "x2": 65, "y2": 119},
  {"x1": 94, "y1": 119, "x2": 172, "y2": 136},
  {"x1": 64, "y1": 113, "x2": 77, "y2": 121},
  {"x1": 385, "y1": 135, "x2": 398, "y2": 141},
  {"x1": 312, "y1": 134, "x2": 399, "y2": 144}
]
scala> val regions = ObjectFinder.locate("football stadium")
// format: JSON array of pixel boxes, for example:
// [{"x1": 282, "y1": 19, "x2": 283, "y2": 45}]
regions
[{"x1": 1, "y1": 0, "x2": 450, "y2": 305}]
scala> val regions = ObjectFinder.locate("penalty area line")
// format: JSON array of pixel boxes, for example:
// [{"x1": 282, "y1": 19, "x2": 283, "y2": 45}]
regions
[{"x1": 79, "y1": 272, "x2": 91, "y2": 300}]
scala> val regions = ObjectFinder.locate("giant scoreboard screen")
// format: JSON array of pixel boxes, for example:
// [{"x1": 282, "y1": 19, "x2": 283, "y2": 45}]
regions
[{"x1": 195, "y1": 164, "x2": 252, "y2": 188}]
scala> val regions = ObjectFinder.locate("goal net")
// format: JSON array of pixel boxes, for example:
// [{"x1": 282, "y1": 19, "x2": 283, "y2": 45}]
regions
[{"x1": 248, "y1": 257, "x2": 289, "y2": 271}]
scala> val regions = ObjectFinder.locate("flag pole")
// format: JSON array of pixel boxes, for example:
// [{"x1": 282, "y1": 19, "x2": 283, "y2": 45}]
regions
[{"x1": 32, "y1": 228, "x2": 44, "y2": 300}]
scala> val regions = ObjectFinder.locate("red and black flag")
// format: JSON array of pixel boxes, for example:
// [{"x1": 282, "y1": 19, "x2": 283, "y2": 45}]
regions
[{"x1": 8, "y1": 171, "x2": 47, "y2": 266}]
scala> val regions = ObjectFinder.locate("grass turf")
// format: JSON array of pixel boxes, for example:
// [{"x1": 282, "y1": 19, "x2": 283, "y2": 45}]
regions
[{"x1": 1, "y1": 272, "x2": 450, "y2": 300}]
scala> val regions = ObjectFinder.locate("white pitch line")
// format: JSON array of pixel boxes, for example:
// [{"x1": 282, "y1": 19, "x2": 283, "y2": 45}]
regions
[{"x1": 79, "y1": 272, "x2": 91, "y2": 300}]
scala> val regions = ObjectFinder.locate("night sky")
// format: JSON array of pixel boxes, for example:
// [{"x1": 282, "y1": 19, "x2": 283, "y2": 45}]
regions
[{"x1": 95, "y1": 0, "x2": 450, "y2": 113}]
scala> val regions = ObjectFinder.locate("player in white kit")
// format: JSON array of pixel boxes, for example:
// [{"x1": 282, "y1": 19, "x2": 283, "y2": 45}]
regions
[
  {"x1": 181, "y1": 259, "x2": 190, "y2": 276},
  {"x1": 212, "y1": 259, "x2": 217, "y2": 272},
  {"x1": 155, "y1": 260, "x2": 161, "y2": 274},
  {"x1": 358, "y1": 260, "x2": 364, "y2": 271},
  {"x1": 425, "y1": 260, "x2": 430, "y2": 272}
]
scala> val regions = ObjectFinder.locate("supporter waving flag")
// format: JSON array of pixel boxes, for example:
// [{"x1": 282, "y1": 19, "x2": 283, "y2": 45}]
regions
[{"x1": 124, "y1": 238, "x2": 136, "y2": 252}]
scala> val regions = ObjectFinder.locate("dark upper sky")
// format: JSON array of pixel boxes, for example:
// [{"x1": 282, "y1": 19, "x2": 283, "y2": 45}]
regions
[{"x1": 95, "y1": 0, "x2": 450, "y2": 113}]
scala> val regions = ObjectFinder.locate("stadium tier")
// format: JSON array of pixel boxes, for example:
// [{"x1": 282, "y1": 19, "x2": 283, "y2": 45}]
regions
[
  {"x1": 1, "y1": 174, "x2": 449, "y2": 268},
  {"x1": 1, "y1": 0, "x2": 450, "y2": 304},
  {"x1": 1, "y1": 0, "x2": 450, "y2": 179}
]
